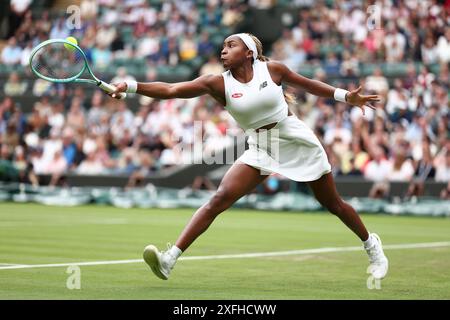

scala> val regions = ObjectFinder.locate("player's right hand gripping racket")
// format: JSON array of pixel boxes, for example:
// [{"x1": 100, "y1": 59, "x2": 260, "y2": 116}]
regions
[{"x1": 29, "y1": 39, "x2": 126, "y2": 99}]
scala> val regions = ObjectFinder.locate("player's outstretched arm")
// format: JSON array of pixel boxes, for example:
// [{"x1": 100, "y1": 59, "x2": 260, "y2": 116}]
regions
[
  {"x1": 269, "y1": 61, "x2": 380, "y2": 114},
  {"x1": 109, "y1": 74, "x2": 217, "y2": 99}
]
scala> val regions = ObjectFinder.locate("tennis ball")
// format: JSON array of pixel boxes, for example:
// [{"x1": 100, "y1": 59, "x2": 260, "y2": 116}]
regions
[{"x1": 64, "y1": 37, "x2": 78, "y2": 51}]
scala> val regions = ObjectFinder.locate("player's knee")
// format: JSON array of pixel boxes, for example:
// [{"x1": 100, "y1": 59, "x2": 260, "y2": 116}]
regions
[{"x1": 207, "y1": 188, "x2": 235, "y2": 211}]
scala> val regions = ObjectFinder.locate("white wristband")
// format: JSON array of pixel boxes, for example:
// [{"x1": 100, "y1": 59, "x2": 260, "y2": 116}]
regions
[
  {"x1": 125, "y1": 80, "x2": 137, "y2": 93},
  {"x1": 334, "y1": 88, "x2": 349, "y2": 103}
]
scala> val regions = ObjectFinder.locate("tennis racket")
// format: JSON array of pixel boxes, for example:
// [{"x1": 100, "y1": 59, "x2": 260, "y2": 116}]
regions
[{"x1": 29, "y1": 39, "x2": 126, "y2": 99}]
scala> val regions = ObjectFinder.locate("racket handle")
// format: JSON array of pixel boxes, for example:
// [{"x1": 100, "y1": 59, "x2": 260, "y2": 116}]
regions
[{"x1": 97, "y1": 81, "x2": 127, "y2": 99}]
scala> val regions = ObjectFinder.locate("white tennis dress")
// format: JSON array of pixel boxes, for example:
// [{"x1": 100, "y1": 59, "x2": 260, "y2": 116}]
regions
[{"x1": 222, "y1": 59, "x2": 331, "y2": 181}]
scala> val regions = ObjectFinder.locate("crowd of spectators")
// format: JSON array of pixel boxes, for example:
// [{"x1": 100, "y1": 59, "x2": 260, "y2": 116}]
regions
[
  {"x1": 271, "y1": 0, "x2": 450, "y2": 71},
  {"x1": 1, "y1": 0, "x2": 244, "y2": 71},
  {"x1": 269, "y1": 0, "x2": 449, "y2": 198},
  {"x1": 0, "y1": 0, "x2": 449, "y2": 199},
  {"x1": 0, "y1": 0, "x2": 244, "y2": 186},
  {"x1": 0, "y1": 89, "x2": 239, "y2": 186}
]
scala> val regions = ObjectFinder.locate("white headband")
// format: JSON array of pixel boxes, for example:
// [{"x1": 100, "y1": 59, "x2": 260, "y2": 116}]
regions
[{"x1": 232, "y1": 33, "x2": 258, "y2": 61}]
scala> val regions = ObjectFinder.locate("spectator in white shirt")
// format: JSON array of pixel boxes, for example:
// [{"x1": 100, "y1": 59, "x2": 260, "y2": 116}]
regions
[
  {"x1": 421, "y1": 37, "x2": 438, "y2": 65},
  {"x1": 386, "y1": 79, "x2": 409, "y2": 114},
  {"x1": 77, "y1": 151, "x2": 105, "y2": 175},
  {"x1": 136, "y1": 29, "x2": 160, "y2": 59},
  {"x1": 364, "y1": 146, "x2": 391, "y2": 182},
  {"x1": 436, "y1": 27, "x2": 450, "y2": 64},
  {"x1": 384, "y1": 25, "x2": 406, "y2": 62},
  {"x1": 387, "y1": 142, "x2": 415, "y2": 181},
  {"x1": 46, "y1": 149, "x2": 68, "y2": 186},
  {"x1": 365, "y1": 146, "x2": 391, "y2": 198},
  {"x1": 49, "y1": 18, "x2": 69, "y2": 40},
  {"x1": 365, "y1": 67, "x2": 389, "y2": 95},
  {"x1": 1, "y1": 38, "x2": 22, "y2": 65},
  {"x1": 96, "y1": 22, "x2": 117, "y2": 49},
  {"x1": 324, "y1": 115, "x2": 352, "y2": 146},
  {"x1": 20, "y1": 42, "x2": 32, "y2": 66}
]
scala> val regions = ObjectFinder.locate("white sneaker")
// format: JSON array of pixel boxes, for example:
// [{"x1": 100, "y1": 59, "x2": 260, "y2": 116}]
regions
[
  {"x1": 143, "y1": 243, "x2": 178, "y2": 280},
  {"x1": 364, "y1": 233, "x2": 389, "y2": 280}
]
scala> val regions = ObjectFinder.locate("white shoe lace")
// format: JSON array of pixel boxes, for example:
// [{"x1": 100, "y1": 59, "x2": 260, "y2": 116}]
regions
[
  {"x1": 161, "y1": 243, "x2": 177, "y2": 270},
  {"x1": 366, "y1": 234, "x2": 386, "y2": 264}
]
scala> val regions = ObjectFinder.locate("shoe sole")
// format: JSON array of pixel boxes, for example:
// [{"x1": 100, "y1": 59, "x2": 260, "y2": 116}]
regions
[{"x1": 143, "y1": 245, "x2": 168, "y2": 280}]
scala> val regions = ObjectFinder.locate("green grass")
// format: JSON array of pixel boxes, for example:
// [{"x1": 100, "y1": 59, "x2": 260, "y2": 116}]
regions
[{"x1": 0, "y1": 203, "x2": 450, "y2": 299}]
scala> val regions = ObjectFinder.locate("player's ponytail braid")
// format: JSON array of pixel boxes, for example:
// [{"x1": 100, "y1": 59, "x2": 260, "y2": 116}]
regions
[
  {"x1": 248, "y1": 34, "x2": 296, "y2": 106},
  {"x1": 248, "y1": 33, "x2": 269, "y2": 62}
]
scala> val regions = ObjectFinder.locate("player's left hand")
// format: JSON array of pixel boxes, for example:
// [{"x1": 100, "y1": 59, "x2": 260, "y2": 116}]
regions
[{"x1": 345, "y1": 86, "x2": 380, "y2": 115}]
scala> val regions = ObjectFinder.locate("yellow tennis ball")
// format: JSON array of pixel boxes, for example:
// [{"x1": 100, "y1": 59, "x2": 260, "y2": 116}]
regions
[{"x1": 64, "y1": 37, "x2": 78, "y2": 51}]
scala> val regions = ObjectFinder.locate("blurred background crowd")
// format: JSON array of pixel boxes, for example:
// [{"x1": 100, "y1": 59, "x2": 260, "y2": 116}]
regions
[
  {"x1": 272, "y1": 0, "x2": 450, "y2": 198},
  {"x1": 0, "y1": 0, "x2": 449, "y2": 198}
]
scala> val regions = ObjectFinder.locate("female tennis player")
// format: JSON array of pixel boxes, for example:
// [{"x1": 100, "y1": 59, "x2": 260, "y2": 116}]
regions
[{"x1": 110, "y1": 33, "x2": 388, "y2": 281}]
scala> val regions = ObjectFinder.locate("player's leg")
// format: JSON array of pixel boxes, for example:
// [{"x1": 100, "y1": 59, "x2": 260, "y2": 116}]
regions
[
  {"x1": 307, "y1": 172, "x2": 368, "y2": 241},
  {"x1": 144, "y1": 161, "x2": 268, "y2": 280},
  {"x1": 174, "y1": 161, "x2": 268, "y2": 251},
  {"x1": 307, "y1": 172, "x2": 388, "y2": 279}
]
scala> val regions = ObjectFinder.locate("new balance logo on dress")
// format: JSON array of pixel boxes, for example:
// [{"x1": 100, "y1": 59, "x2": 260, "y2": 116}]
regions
[{"x1": 259, "y1": 81, "x2": 267, "y2": 90}]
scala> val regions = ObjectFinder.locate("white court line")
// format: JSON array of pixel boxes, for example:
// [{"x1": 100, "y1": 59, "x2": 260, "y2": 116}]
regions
[{"x1": 0, "y1": 241, "x2": 449, "y2": 271}]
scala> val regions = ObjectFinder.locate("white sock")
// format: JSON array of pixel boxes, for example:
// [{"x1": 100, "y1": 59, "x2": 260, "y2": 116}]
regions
[
  {"x1": 363, "y1": 233, "x2": 375, "y2": 248},
  {"x1": 168, "y1": 245, "x2": 183, "y2": 259}
]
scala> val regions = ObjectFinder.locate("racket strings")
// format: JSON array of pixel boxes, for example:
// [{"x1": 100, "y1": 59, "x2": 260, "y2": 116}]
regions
[{"x1": 31, "y1": 42, "x2": 85, "y2": 81}]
